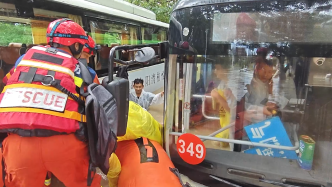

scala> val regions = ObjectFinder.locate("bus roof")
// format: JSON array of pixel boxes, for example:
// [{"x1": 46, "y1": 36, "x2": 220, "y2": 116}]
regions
[
  {"x1": 48, "y1": 0, "x2": 169, "y2": 28},
  {"x1": 173, "y1": 0, "x2": 257, "y2": 12},
  {"x1": 85, "y1": 0, "x2": 156, "y2": 20}
]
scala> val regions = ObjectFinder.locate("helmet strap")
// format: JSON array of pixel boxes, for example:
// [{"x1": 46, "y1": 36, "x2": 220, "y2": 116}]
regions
[
  {"x1": 50, "y1": 43, "x2": 61, "y2": 48},
  {"x1": 69, "y1": 43, "x2": 84, "y2": 58},
  {"x1": 48, "y1": 18, "x2": 71, "y2": 46}
]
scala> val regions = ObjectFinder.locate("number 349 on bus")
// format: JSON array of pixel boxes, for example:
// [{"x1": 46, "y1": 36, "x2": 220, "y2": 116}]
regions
[{"x1": 176, "y1": 133, "x2": 206, "y2": 165}]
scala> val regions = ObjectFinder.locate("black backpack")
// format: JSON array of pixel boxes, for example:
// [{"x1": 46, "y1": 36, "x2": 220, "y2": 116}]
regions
[
  {"x1": 50, "y1": 60, "x2": 125, "y2": 186},
  {"x1": 78, "y1": 60, "x2": 129, "y2": 185},
  {"x1": 85, "y1": 83, "x2": 118, "y2": 174}
]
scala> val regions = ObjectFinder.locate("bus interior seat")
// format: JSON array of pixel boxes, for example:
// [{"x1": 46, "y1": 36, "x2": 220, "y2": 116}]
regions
[
  {"x1": 150, "y1": 46, "x2": 160, "y2": 64},
  {"x1": 27, "y1": 44, "x2": 39, "y2": 50},
  {"x1": 0, "y1": 46, "x2": 21, "y2": 66},
  {"x1": 19, "y1": 44, "x2": 27, "y2": 56},
  {"x1": 100, "y1": 45, "x2": 112, "y2": 59},
  {"x1": 0, "y1": 45, "x2": 21, "y2": 92},
  {"x1": 8, "y1": 43, "x2": 22, "y2": 48},
  {"x1": 0, "y1": 68, "x2": 4, "y2": 92},
  {"x1": 152, "y1": 46, "x2": 159, "y2": 56},
  {"x1": 97, "y1": 44, "x2": 120, "y2": 70}
]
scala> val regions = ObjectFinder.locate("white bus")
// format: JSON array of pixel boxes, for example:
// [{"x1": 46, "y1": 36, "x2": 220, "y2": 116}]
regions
[
  {"x1": 0, "y1": 0, "x2": 168, "y2": 93},
  {"x1": 165, "y1": 0, "x2": 332, "y2": 186}
]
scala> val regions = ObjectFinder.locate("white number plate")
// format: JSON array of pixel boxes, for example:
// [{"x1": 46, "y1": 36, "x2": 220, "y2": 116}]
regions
[{"x1": 0, "y1": 87, "x2": 68, "y2": 112}]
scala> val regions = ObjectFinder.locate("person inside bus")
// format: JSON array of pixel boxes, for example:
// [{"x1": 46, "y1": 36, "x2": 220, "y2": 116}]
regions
[
  {"x1": 210, "y1": 62, "x2": 237, "y2": 148},
  {"x1": 129, "y1": 78, "x2": 164, "y2": 110},
  {"x1": 0, "y1": 19, "x2": 101, "y2": 187},
  {"x1": 233, "y1": 55, "x2": 279, "y2": 152},
  {"x1": 244, "y1": 58, "x2": 277, "y2": 123},
  {"x1": 251, "y1": 47, "x2": 268, "y2": 78}
]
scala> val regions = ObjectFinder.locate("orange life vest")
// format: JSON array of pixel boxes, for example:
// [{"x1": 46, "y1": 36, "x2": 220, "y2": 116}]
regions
[
  {"x1": 0, "y1": 46, "x2": 86, "y2": 136},
  {"x1": 116, "y1": 138, "x2": 183, "y2": 187}
]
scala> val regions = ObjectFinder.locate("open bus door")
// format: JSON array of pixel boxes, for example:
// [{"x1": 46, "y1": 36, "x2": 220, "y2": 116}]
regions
[{"x1": 164, "y1": 1, "x2": 332, "y2": 187}]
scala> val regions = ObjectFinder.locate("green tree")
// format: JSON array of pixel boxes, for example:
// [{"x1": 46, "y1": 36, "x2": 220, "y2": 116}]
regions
[
  {"x1": 125, "y1": 0, "x2": 177, "y2": 23},
  {"x1": 0, "y1": 22, "x2": 33, "y2": 46}
]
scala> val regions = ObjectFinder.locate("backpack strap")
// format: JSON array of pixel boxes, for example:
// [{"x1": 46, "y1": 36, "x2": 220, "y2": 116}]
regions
[
  {"x1": 78, "y1": 59, "x2": 93, "y2": 85},
  {"x1": 85, "y1": 87, "x2": 98, "y2": 165},
  {"x1": 78, "y1": 59, "x2": 93, "y2": 97},
  {"x1": 77, "y1": 60, "x2": 98, "y2": 186},
  {"x1": 87, "y1": 159, "x2": 96, "y2": 186},
  {"x1": 169, "y1": 167, "x2": 192, "y2": 187},
  {"x1": 48, "y1": 80, "x2": 85, "y2": 106},
  {"x1": 84, "y1": 84, "x2": 100, "y2": 186}
]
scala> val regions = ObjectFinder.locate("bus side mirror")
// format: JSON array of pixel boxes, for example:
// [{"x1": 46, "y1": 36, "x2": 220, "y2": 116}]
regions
[{"x1": 134, "y1": 47, "x2": 156, "y2": 64}]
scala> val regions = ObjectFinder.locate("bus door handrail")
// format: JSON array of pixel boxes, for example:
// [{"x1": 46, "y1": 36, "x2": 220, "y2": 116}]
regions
[
  {"x1": 170, "y1": 130, "x2": 299, "y2": 150},
  {"x1": 181, "y1": 95, "x2": 299, "y2": 151},
  {"x1": 192, "y1": 94, "x2": 220, "y2": 120},
  {"x1": 202, "y1": 122, "x2": 235, "y2": 142}
]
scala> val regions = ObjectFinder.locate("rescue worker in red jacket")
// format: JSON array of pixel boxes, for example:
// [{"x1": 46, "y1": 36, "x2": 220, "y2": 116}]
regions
[
  {"x1": 3, "y1": 37, "x2": 100, "y2": 87},
  {"x1": 43, "y1": 34, "x2": 101, "y2": 187},
  {"x1": 0, "y1": 18, "x2": 101, "y2": 187}
]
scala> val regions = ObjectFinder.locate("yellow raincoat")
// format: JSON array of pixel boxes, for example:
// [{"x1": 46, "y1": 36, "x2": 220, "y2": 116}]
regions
[
  {"x1": 213, "y1": 89, "x2": 231, "y2": 147},
  {"x1": 107, "y1": 101, "x2": 163, "y2": 187}
]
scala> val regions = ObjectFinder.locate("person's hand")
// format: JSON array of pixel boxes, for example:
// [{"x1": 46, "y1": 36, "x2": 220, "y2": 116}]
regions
[
  {"x1": 263, "y1": 106, "x2": 273, "y2": 116},
  {"x1": 266, "y1": 102, "x2": 277, "y2": 109},
  {"x1": 210, "y1": 89, "x2": 219, "y2": 100},
  {"x1": 160, "y1": 91, "x2": 164, "y2": 97},
  {"x1": 263, "y1": 102, "x2": 278, "y2": 116},
  {"x1": 244, "y1": 110, "x2": 265, "y2": 122},
  {"x1": 224, "y1": 88, "x2": 232, "y2": 98}
]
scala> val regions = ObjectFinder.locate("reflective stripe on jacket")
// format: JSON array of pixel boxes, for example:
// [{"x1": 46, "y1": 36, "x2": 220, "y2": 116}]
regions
[{"x1": 0, "y1": 46, "x2": 86, "y2": 135}]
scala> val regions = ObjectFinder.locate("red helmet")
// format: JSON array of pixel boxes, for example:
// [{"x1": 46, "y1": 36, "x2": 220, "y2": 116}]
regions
[
  {"x1": 83, "y1": 36, "x2": 96, "y2": 55},
  {"x1": 46, "y1": 18, "x2": 88, "y2": 46}
]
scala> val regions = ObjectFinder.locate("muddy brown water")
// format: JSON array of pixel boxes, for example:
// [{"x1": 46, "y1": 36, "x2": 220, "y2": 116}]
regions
[{"x1": 51, "y1": 88, "x2": 166, "y2": 187}]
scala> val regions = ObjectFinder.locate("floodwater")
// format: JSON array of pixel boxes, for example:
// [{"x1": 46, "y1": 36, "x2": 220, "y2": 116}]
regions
[
  {"x1": 50, "y1": 87, "x2": 206, "y2": 187},
  {"x1": 50, "y1": 70, "x2": 301, "y2": 186},
  {"x1": 186, "y1": 69, "x2": 298, "y2": 151}
]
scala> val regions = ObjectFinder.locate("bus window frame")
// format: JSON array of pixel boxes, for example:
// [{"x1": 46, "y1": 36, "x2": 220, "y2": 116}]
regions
[
  {"x1": 85, "y1": 16, "x2": 168, "y2": 77},
  {"x1": 88, "y1": 18, "x2": 141, "y2": 46},
  {"x1": 141, "y1": 25, "x2": 167, "y2": 44},
  {"x1": 0, "y1": 1, "x2": 169, "y2": 78}
]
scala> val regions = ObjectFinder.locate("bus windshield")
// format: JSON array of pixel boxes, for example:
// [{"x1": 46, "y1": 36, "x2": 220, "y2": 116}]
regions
[{"x1": 166, "y1": 1, "x2": 332, "y2": 186}]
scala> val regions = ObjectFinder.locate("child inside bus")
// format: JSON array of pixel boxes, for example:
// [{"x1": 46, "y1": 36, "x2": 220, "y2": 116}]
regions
[
  {"x1": 245, "y1": 58, "x2": 276, "y2": 122},
  {"x1": 233, "y1": 56, "x2": 278, "y2": 152},
  {"x1": 210, "y1": 63, "x2": 237, "y2": 148}
]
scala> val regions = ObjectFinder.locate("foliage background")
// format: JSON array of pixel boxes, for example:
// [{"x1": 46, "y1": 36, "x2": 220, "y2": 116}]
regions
[
  {"x1": 0, "y1": 22, "x2": 33, "y2": 46},
  {"x1": 124, "y1": 0, "x2": 177, "y2": 23},
  {"x1": 0, "y1": 0, "x2": 175, "y2": 46}
]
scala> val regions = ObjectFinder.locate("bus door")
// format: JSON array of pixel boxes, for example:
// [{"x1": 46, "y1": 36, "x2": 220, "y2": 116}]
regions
[{"x1": 165, "y1": 1, "x2": 332, "y2": 186}]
